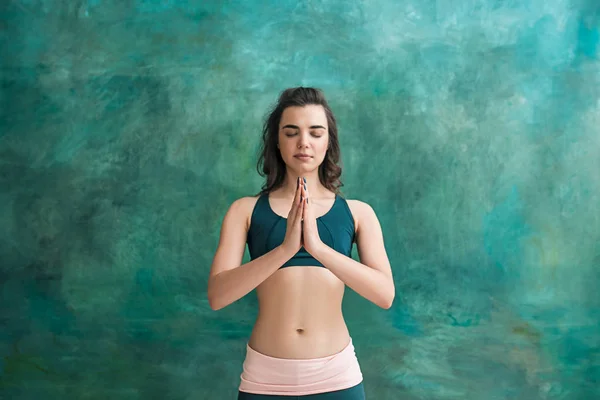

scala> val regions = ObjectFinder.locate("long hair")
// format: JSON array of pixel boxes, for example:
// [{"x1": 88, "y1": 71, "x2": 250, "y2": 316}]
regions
[{"x1": 254, "y1": 87, "x2": 344, "y2": 197}]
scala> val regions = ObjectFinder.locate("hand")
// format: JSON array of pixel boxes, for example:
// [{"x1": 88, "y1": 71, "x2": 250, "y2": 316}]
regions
[
  {"x1": 300, "y1": 179, "x2": 324, "y2": 255},
  {"x1": 280, "y1": 177, "x2": 304, "y2": 256}
]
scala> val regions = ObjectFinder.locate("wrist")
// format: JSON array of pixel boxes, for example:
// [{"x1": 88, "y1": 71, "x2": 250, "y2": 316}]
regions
[
  {"x1": 279, "y1": 244, "x2": 296, "y2": 258},
  {"x1": 312, "y1": 241, "x2": 328, "y2": 258}
]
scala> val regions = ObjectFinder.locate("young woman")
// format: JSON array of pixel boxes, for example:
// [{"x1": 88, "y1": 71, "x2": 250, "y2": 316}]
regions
[{"x1": 207, "y1": 87, "x2": 395, "y2": 399}]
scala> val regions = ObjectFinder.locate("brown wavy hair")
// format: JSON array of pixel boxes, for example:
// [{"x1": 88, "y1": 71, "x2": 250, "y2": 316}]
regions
[{"x1": 254, "y1": 87, "x2": 345, "y2": 198}]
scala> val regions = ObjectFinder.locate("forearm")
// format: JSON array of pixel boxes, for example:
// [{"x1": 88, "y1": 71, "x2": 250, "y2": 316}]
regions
[
  {"x1": 208, "y1": 245, "x2": 292, "y2": 311},
  {"x1": 313, "y1": 244, "x2": 395, "y2": 309}
]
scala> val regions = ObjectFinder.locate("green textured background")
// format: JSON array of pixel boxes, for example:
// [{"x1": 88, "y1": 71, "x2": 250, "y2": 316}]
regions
[{"x1": 1, "y1": 1, "x2": 599, "y2": 399}]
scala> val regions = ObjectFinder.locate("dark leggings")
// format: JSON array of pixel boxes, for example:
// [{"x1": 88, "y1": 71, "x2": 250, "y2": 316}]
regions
[{"x1": 237, "y1": 382, "x2": 365, "y2": 400}]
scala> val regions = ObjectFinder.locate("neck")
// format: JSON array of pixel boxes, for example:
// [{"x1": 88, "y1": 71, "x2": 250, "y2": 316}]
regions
[{"x1": 277, "y1": 170, "x2": 329, "y2": 198}]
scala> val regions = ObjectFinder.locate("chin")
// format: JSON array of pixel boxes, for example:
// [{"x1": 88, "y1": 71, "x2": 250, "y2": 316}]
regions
[
  {"x1": 287, "y1": 162, "x2": 312, "y2": 172},
  {"x1": 286, "y1": 156, "x2": 323, "y2": 170}
]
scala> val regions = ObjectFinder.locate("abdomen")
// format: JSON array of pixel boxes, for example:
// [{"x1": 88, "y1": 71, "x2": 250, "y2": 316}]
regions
[{"x1": 249, "y1": 266, "x2": 350, "y2": 359}]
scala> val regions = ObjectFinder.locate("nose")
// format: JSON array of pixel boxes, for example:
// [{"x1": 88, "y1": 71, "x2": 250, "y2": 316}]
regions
[{"x1": 297, "y1": 132, "x2": 310, "y2": 148}]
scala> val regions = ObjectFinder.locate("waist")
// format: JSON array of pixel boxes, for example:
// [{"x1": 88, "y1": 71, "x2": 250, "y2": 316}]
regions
[
  {"x1": 249, "y1": 318, "x2": 350, "y2": 359},
  {"x1": 254, "y1": 298, "x2": 344, "y2": 329},
  {"x1": 239, "y1": 337, "x2": 363, "y2": 396},
  {"x1": 251, "y1": 267, "x2": 347, "y2": 358}
]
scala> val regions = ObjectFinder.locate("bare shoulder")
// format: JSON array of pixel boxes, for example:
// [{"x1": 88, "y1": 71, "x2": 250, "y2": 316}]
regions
[
  {"x1": 345, "y1": 199, "x2": 375, "y2": 239},
  {"x1": 346, "y1": 198, "x2": 393, "y2": 294},
  {"x1": 236, "y1": 195, "x2": 261, "y2": 231}
]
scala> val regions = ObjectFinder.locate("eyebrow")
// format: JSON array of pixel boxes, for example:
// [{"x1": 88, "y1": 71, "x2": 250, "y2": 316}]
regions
[{"x1": 281, "y1": 124, "x2": 327, "y2": 130}]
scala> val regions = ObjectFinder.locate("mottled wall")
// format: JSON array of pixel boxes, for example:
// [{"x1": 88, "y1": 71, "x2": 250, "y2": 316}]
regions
[{"x1": 1, "y1": 1, "x2": 599, "y2": 399}]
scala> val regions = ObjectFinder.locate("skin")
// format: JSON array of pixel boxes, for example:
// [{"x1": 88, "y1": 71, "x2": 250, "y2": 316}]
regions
[
  {"x1": 208, "y1": 104, "x2": 395, "y2": 360},
  {"x1": 247, "y1": 105, "x2": 359, "y2": 359}
]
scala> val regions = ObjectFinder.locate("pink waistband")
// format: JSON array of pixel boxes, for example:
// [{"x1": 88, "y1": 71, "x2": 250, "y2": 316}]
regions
[{"x1": 238, "y1": 338, "x2": 363, "y2": 396}]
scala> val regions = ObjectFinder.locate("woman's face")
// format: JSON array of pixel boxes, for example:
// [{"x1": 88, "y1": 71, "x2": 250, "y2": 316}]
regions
[{"x1": 278, "y1": 105, "x2": 329, "y2": 172}]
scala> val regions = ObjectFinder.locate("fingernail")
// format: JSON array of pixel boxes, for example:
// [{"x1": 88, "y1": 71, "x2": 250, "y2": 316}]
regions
[
  {"x1": 304, "y1": 184, "x2": 307, "y2": 190},
  {"x1": 303, "y1": 177, "x2": 306, "y2": 183},
  {"x1": 306, "y1": 198, "x2": 308, "y2": 204}
]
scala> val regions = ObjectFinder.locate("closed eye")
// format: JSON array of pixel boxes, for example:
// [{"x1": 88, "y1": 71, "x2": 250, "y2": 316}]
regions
[{"x1": 285, "y1": 133, "x2": 323, "y2": 137}]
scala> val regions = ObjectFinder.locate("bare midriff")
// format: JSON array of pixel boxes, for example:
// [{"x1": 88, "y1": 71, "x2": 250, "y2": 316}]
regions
[{"x1": 248, "y1": 265, "x2": 350, "y2": 359}]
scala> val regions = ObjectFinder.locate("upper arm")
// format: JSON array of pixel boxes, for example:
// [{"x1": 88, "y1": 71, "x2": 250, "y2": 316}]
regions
[
  {"x1": 208, "y1": 197, "x2": 250, "y2": 280},
  {"x1": 356, "y1": 202, "x2": 394, "y2": 280}
]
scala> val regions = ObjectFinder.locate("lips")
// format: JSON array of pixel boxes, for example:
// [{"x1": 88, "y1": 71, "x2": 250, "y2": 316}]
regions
[{"x1": 294, "y1": 154, "x2": 312, "y2": 158}]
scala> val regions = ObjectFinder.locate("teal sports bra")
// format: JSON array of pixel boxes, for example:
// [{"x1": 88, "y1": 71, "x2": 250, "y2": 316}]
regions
[{"x1": 246, "y1": 192, "x2": 356, "y2": 267}]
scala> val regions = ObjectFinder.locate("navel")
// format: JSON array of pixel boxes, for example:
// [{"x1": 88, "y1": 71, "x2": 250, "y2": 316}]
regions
[{"x1": 296, "y1": 328, "x2": 304, "y2": 334}]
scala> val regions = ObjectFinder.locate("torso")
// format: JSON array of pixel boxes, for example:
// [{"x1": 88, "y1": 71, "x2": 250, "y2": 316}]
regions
[{"x1": 242, "y1": 191, "x2": 360, "y2": 359}]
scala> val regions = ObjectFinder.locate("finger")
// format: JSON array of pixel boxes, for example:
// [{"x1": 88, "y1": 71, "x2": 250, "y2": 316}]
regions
[
  {"x1": 294, "y1": 177, "x2": 302, "y2": 203},
  {"x1": 291, "y1": 177, "x2": 301, "y2": 214},
  {"x1": 287, "y1": 178, "x2": 301, "y2": 221},
  {"x1": 299, "y1": 182, "x2": 307, "y2": 221},
  {"x1": 302, "y1": 192, "x2": 307, "y2": 219},
  {"x1": 297, "y1": 193, "x2": 304, "y2": 223},
  {"x1": 301, "y1": 183, "x2": 308, "y2": 217},
  {"x1": 298, "y1": 178, "x2": 306, "y2": 208}
]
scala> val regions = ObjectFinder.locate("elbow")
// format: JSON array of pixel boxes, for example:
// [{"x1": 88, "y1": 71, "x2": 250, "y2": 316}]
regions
[
  {"x1": 208, "y1": 294, "x2": 217, "y2": 310},
  {"x1": 208, "y1": 296, "x2": 218, "y2": 311},
  {"x1": 380, "y1": 295, "x2": 394, "y2": 310},
  {"x1": 380, "y1": 285, "x2": 395, "y2": 310},
  {"x1": 207, "y1": 288, "x2": 223, "y2": 311},
  {"x1": 208, "y1": 296, "x2": 224, "y2": 311},
  {"x1": 208, "y1": 289, "x2": 231, "y2": 311},
  {"x1": 207, "y1": 276, "x2": 224, "y2": 311}
]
